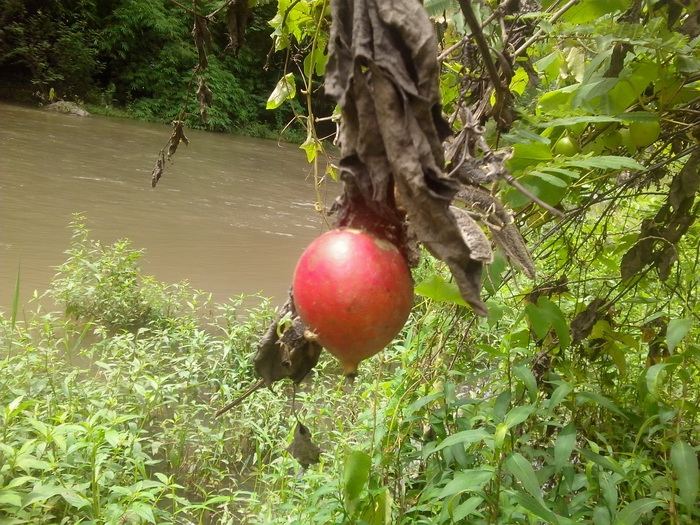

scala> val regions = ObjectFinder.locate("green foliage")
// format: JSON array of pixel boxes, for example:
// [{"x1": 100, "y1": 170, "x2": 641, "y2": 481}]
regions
[
  {"x1": 0, "y1": 0, "x2": 297, "y2": 137},
  {"x1": 1, "y1": 217, "x2": 699, "y2": 523}
]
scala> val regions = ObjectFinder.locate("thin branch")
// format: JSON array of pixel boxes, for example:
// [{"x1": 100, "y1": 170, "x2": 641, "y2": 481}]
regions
[
  {"x1": 214, "y1": 378, "x2": 265, "y2": 418},
  {"x1": 512, "y1": 0, "x2": 580, "y2": 58},
  {"x1": 457, "y1": 0, "x2": 507, "y2": 99},
  {"x1": 503, "y1": 173, "x2": 565, "y2": 217}
]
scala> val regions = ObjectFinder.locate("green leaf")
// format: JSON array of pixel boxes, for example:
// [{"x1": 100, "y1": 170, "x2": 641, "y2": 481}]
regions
[
  {"x1": 22, "y1": 484, "x2": 64, "y2": 508},
  {"x1": 509, "y1": 68, "x2": 529, "y2": 96},
  {"x1": 564, "y1": 156, "x2": 644, "y2": 171},
  {"x1": 599, "y1": 472, "x2": 618, "y2": 513},
  {"x1": 535, "y1": 115, "x2": 622, "y2": 128},
  {"x1": 666, "y1": 319, "x2": 691, "y2": 352},
  {"x1": 505, "y1": 405, "x2": 535, "y2": 429},
  {"x1": 562, "y1": 0, "x2": 629, "y2": 24},
  {"x1": 266, "y1": 73, "x2": 296, "y2": 110},
  {"x1": 615, "y1": 498, "x2": 663, "y2": 525},
  {"x1": 360, "y1": 487, "x2": 392, "y2": 525},
  {"x1": 645, "y1": 362, "x2": 678, "y2": 397},
  {"x1": 593, "y1": 506, "x2": 612, "y2": 525},
  {"x1": 430, "y1": 429, "x2": 491, "y2": 454},
  {"x1": 452, "y1": 496, "x2": 483, "y2": 521},
  {"x1": 438, "y1": 470, "x2": 493, "y2": 498},
  {"x1": 505, "y1": 453, "x2": 542, "y2": 500},
  {"x1": 130, "y1": 502, "x2": 156, "y2": 524},
  {"x1": 576, "y1": 391, "x2": 626, "y2": 418},
  {"x1": 415, "y1": 274, "x2": 467, "y2": 306},
  {"x1": 513, "y1": 492, "x2": 560, "y2": 524},
  {"x1": 0, "y1": 491, "x2": 22, "y2": 508},
  {"x1": 554, "y1": 423, "x2": 576, "y2": 472},
  {"x1": 529, "y1": 170, "x2": 568, "y2": 188},
  {"x1": 61, "y1": 489, "x2": 90, "y2": 510},
  {"x1": 547, "y1": 382, "x2": 572, "y2": 413},
  {"x1": 513, "y1": 365, "x2": 538, "y2": 402},
  {"x1": 508, "y1": 142, "x2": 553, "y2": 173},
  {"x1": 670, "y1": 440, "x2": 698, "y2": 509},
  {"x1": 343, "y1": 450, "x2": 371, "y2": 515}
]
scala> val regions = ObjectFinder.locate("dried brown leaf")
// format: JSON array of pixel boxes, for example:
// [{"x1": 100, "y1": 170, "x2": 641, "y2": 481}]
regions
[
  {"x1": 197, "y1": 77, "x2": 213, "y2": 122},
  {"x1": 254, "y1": 296, "x2": 322, "y2": 386},
  {"x1": 450, "y1": 206, "x2": 493, "y2": 263},
  {"x1": 192, "y1": 15, "x2": 212, "y2": 71},
  {"x1": 456, "y1": 185, "x2": 536, "y2": 279},
  {"x1": 287, "y1": 422, "x2": 321, "y2": 469},
  {"x1": 621, "y1": 151, "x2": 699, "y2": 280},
  {"x1": 325, "y1": 0, "x2": 488, "y2": 315},
  {"x1": 225, "y1": 0, "x2": 250, "y2": 55},
  {"x1": 151, "y1": 152, "x2": 165, "y2": 188},
  {"x1": 570, "y1": 298, "x2": 606, "y2": 345},
  {"x1": 167, "y1": 120, "x2": 189, "y2": 158}
]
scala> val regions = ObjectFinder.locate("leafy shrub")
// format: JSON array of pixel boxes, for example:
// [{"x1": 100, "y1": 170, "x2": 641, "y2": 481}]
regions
[{"x1": 50, "y1": 216, "x2": 208, "y2": 331}]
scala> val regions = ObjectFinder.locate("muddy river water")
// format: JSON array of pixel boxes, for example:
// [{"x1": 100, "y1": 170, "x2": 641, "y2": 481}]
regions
[{"x1": 0, "y1": 102, "x2": 331, "y2": 311}]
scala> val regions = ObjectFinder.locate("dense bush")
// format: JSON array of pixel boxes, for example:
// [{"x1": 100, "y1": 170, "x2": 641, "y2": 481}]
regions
[
  {"x1": 0, "y1": 0, "x2": 297, "y2": 136},
  {"x1": 1, "y1": 212, "x2": 697, "y2": 523}
]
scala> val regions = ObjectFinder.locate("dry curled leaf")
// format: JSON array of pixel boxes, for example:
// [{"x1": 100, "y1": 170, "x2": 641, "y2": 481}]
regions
[
  {"x1": 226, "y1": 0, "x2": 250, "y2": 55},
  {"x1": 287, "y1": 422, "x2": 321, "y2": 469},
  {"x1": 455, "y1": 185, "x2": 536, "y2": 279},
  {"x1": 167, "y1": 120, "x2": 189, "y2": 158},
  {"x1": 325, "y1": 0, "x2": 488, "y2": 315},
  {"x1": 254, "y1": 295, "x2": 322, "y2": 386},
  {"x1": 150, "y1": 151, "x2": 165, "y2": 188},
  {"x1": 570, "y1": 298, "x2": 606, "y2": 345},
  {"x1": 197, "y1": 77, "x2": 213, "y2": 122},
  {"x1": 192, "y1": 15, "x2": 212, "y2": 71},
  {"x1": 450, "y1": 206, "x2": 493, "y2": 263},
  {"x1": 621, "y1": 151, "x2": 699, "y2": 280}
]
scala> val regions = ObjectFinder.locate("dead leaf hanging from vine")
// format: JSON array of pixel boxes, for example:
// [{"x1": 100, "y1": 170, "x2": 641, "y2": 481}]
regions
[
  {"x1": 197, "y1": 77, "x2": 213, "y2": 122},
  {"x1": 325, "y1": 0, "x2": 488, "y2": 315},
  {"x1": 287, "y1": 422, "x2": 321, "y2": 469},
  {"x1": 226, "y1": 0, "x2": 250, "y2": 55},
  {"x1": 254, "y1": 295, "x2": 322, "y2": 386},
  {"x1": 192, "y1": 15, "x2": 212, "y2": 71}
]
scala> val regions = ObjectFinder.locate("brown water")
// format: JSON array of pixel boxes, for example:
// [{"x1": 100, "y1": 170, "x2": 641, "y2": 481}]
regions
[{"x1": 0, "y1": 102, "x2": 331, "y2": 311}]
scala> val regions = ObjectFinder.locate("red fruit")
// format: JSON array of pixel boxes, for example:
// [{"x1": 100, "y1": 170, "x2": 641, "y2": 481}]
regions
[{"x1": 292, "y1": 228, "x2": 413, "y2": 376}]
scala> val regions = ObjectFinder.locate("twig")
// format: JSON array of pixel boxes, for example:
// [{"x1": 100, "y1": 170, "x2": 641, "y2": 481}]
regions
[
  {"x1": 168, "y1": 0, "x2": 199, "y2": 16},
  {"x1": 503, "y1": 173, "x2": 565, "y2": 217},
  {"x1": 457, "y1": 0, "x2": 507, "y2": 99},
  {"x1": 512, "y1": 0, "x2": 580, "y2": 58},
  {"x1": 214, "y1": 378, "x2": 265, "y2": 418}
]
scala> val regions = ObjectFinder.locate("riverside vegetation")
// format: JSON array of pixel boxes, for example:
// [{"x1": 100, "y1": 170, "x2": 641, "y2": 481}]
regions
[
  {"x1": 2, "y1": 0, "x2": 699, "y2": 523},
  {"x1": 0, "y1": 209, "x2": 696, "y2": 524}
]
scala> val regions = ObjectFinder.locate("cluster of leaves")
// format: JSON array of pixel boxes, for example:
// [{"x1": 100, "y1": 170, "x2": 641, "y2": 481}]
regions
[
  {"x1": 0, "y1": 0, "x2": 296, "y2": 136},
  {"x1": 0, "y1": 221, "x2": 289, "y2": 523},
  {"x1": 1, "y1": 209, "x2": 698, "y2": 525}
]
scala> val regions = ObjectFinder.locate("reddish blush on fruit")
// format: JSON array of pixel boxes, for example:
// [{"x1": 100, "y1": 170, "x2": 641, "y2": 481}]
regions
[{"x1": 292, "y1": 228, "x2": 413, "y2": 376}]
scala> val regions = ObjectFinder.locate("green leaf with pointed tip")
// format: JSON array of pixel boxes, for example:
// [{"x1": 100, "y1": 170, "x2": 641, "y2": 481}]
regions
[
  {"x1": 415, "y1": 274, "x2": 467, "y2": 306},
  {"x1": 506, "y1": 453, "x2": 542, "y2": 500},
  {"x1": 430, "y1": 429, "x2": 491, "y2": 454},
  {"x1": 671, "y1": 440, "x2": 698, "y2": 509},
  {"x1": 554, "y1": 423, "x2": 576, "y2": 472},
  {"x1": 343, "y1": 450, "x2": 371, "y2": 515},
  {"x1": 438, "y1": 470, "x2": 493, "y2": 499},
  {"x1": 266, "y1": 73, "x2": 296, "y2": 110},
  {"x1": 666, "y1": 319, "x2": 691, "y2": 352},
  {"x1": 616, "y1": 498, "x2": 663, "y2": 525}
]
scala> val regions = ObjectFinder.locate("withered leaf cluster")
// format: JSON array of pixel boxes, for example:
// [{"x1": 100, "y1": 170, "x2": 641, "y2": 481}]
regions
[
  {"x1": 225, "y1": 0, "x2": 250, "y2": 55},
  {"x1": 621, "y1": 151, "x2": 700, "y2": 280},
  {"x1": 151, "y1": 120, "x2": 189, "y2": 188}
]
